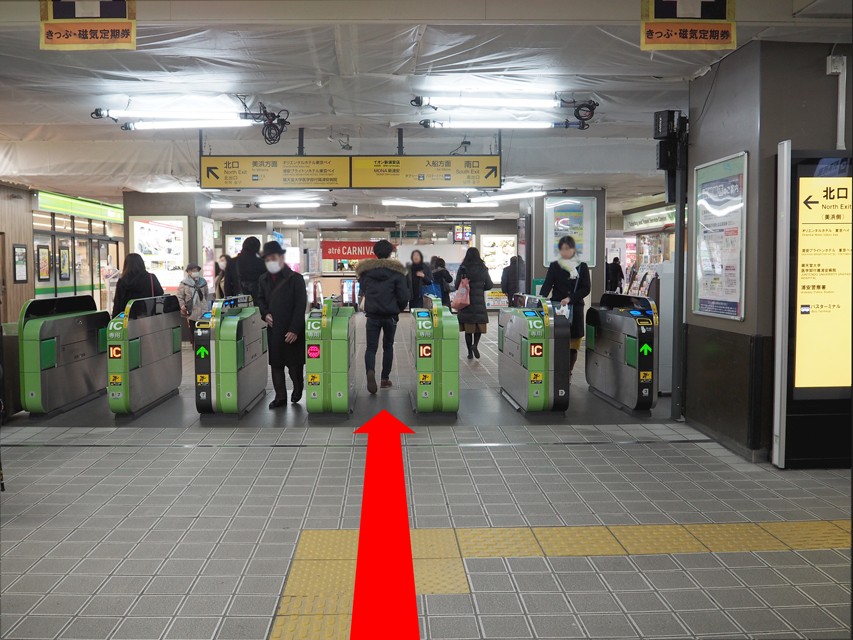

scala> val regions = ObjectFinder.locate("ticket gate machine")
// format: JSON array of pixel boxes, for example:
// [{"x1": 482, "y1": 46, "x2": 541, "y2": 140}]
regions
[
  {"x1": 194, "y1": 296, "x2": 268, "y2": 416},
  {"x1": 498, "y1": 294, "x2": 571, "y2": 414},
  {"x1": 306, "y1": 298, "x2": 357, "y2": 414},
  {"x1": 410, "y1": 296, "x2": 459, "y2": 414},
  {"x1": 107, "y1": 295, "x2": 182, "y2": 416},
  {"x1": 585, "y1": 293, "x2": 658, "y2": 415},
  {"x1": 18, "y1": 295, "x2": 110, "y2": 415}
]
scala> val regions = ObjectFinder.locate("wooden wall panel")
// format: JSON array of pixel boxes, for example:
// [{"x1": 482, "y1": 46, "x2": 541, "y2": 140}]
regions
[{"x1": 0, "y1": 183, "x2": 35, "y2": 324}]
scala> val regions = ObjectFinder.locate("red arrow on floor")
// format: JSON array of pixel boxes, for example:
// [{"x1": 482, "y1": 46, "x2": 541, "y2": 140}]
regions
[{"x1": 351, "y1": 411, "x2": 419, "y2": 639}]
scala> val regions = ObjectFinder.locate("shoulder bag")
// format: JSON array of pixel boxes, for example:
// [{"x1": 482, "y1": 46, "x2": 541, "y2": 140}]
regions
[{"x1": 451, "y1": 267, "x2": 470, "y2": 311}]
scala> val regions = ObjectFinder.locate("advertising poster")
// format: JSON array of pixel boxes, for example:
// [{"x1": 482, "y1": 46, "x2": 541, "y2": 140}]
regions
[
  {"x1": 485, "y1": 291, "x2": 509, "y2": 309},
  {"x1": 199, "y1": 218, "x2": 215, "y2": 283},
  {"x1": 133, "y1": 219, "x2": 185, "y2": 292},
  {"x1": 225, "y1": 235, "x2": 250, "y2": 257},
  {"x1": 544, "y1": 196, "x2": 597, "y2": 267},
  {"x1": 480, "y1": 235, "x2": 517, "y2": 294},
  {"x1": 14, "y1": 245, "x2": 28, "y2": 283},
  {"x1": 59, "y1": 247, "x2": 72, "y2": 281},
  {"x1": 37, "y1": 245, "x2": 51, "y2": 281},
  {"x1": 693, "y1": 152, "x2": 747, "y2": 320}
]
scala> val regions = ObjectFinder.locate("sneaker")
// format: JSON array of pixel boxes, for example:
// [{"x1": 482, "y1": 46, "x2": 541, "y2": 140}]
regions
[
  {"x1": 380, "y1": 379, "x2": 392, "y2": 389},
  {"x1": 366, "y1": 370, "x2": 378, "y2": 394}
]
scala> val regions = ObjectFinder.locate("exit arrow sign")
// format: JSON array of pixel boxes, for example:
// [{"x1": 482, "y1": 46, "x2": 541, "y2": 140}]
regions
[
  {"x1": 640, "y1": 344, "x2": 652, "y2": 355},
  {"x1": 196, "y1": 346, "x2": 209, "y2": 358},
  {"x1": 206, "y1": 166, "x2": 220, "y2": 180}
]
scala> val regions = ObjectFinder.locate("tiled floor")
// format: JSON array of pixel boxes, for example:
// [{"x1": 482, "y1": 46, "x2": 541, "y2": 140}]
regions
[{"x1": 1, "y1": 314, "x2": 850, "y2": 639}]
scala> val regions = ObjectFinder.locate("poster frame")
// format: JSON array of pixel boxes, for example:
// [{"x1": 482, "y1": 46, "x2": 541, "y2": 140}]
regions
[
  {"x1": 691, "y1": 151, "x2": 748, "y2": 321},
  {"x1": 36, "y1": 245, "x2": 51, "y2": 282},
  {"x1": 13, "y1": 244, "x2": 28, "y2": 283},
  {"x1": 543, "y1": 196, "x2": 597, "y2": 268},
  {"x1": 59, "y1": 246, "x2": 72, "y2": 281},
  {"x1": 128, "y1": 216, "x2": 189, "y2": 293}
]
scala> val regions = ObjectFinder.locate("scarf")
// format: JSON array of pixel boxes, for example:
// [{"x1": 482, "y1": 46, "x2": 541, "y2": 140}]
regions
[
  {"x1": 557, "y1": 256, "x2": 581, "y2": 279},
  {"x1": 181, "y1": 275, "x2": 207, "y2": 303}
]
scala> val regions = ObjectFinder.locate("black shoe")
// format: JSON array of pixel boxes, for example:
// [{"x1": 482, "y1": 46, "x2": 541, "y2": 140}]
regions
[
  {"x1": 366, "y1": 370, "x2": 378, "y2": 394},
  {"x1": 268, "y1": 398, "x2": 287, "y2": 409},
  {"x1": 473, "y1": 346, "x2": 480, "y2": 359},
  {"x1": 291, "y1": 387, "x2": 303, "y2": 404},
  {"x1": 467, "y1": 350, "x2": 474, "y2": 360}
]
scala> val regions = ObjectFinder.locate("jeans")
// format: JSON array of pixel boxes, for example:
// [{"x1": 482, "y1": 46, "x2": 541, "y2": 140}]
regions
[{"x1": 364, "y1": 316, "x2": 397, "y2": 380}]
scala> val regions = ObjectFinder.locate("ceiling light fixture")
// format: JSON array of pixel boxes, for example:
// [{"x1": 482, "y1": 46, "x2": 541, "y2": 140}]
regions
[
  {"x1": 248, "y1": 218, "x2": 350, "y2": 224},
  {"x1": 403, "y1": 217, "x2": 496, "y2": 222},
  {"x1": 257, "y1": 202, "x2": 322, "y2": 209},
  {"x1": 210, "y1": 202, "x2": 234, "y2": 209},
  {"x1": 469, "y1": 191, "x2": 548, "y2": 203},
  {"x1": 381, "y1": 199, "x2": 497, "y2": 208},
  {"x1": 93, "y1": 109, "x2": 243, "y2": 120},
  {"x1": 122, "y1": 120, "x2": 256, "y2": 131},
  {"x1": 413, "y1": 96, "x2": 562, "y2": 109},
  {"x1": 420, "y1": 120, "x2": 558, "y2": 130}
]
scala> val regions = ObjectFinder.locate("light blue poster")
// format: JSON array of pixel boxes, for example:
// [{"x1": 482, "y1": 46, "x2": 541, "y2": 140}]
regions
[{"x1": 544, "y1": 196, "x2": 596, "y2": 267}]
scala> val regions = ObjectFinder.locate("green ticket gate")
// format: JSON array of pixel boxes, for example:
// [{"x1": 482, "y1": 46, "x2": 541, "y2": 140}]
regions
[
  {"x1": 410, "y1": 296, "x2": 459, "y2": 414},
  {"x1": 194, "y1": 296, "x2": 268, "y2": 416},
  {"x1": 19, "y1": 295, "x2": 110, "y2": 416},
  {"x1": 585, "y1": 293, "x2": 658, "y2": 415},
  {"x1": 305, "y1": 298, "x2": 356, "y2": 415},
  {"x1": 498, "y1": 294, "x2": 571, "y2": 414},
  {"x1": 107, "y1": 295, "x2": 182, "y2": 417}
]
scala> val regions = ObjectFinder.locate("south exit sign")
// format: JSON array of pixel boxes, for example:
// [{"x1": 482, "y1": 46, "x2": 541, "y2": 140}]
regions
[{"x1": 351, "y1": 155, "x2": 500, "y2": 189}]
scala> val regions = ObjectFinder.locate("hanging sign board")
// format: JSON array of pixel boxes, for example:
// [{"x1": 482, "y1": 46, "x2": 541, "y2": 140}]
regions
[
  {"x1": 322, "y1": 241, "x2": 388, "y2": 260},
  {"x1": 39, "y1": 0, "x2": 136, "y2": 50},
  {"x1": 622, "y1": 205, "x2": 679, "y2": 233},
  {"x1": 200, "y1": 156, "x2": 351, "y2": 189},
  {"x1": 640, "y1": 0, "x2": 736, "y2": 51},
  {"x1": 351, "y1": 156, "x2": 500, "y2": 189}
]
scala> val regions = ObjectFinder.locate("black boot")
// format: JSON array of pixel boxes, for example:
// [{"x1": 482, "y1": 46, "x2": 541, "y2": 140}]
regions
[
  {"x1": 472, "y1": 333, "x2": 481, "y2": 359},
  {"x1": 465, "y1": 333, "x2": 474, "y2": 359},
  {"x1": 269, "y1": 367, "x2": 287, "y2": 409},
  {"x1": 289, "y1": 367, "x2": 303, "y2": 404}
]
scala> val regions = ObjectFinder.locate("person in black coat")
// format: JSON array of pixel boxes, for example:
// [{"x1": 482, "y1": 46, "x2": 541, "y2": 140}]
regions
[
  {"x1": 224, "y1": 237, "x2": 266, "y2": 305},
  {"x1": 539, "y1": 235, "x2": 591, "y2": 376},
  {"x1": 111, "y1": 253, "x2": 164, "y2": 318},
  {"x1": 431, "y1": 257, "x2": 454, "y2": 308},
  {"x1": 257, "y1": 241, "x2": 307, "y2": 409},
  {"x1": 500, "y1": 256, "x2": 518, "y2": 304},
  {"x1": 455, "y1": 247, "x2": 493, "y2": 360},
  {"x1": 406, "y1": 249, "x2": 433, "y2": 309}
]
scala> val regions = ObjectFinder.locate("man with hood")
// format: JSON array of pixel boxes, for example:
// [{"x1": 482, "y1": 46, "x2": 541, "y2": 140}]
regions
[
  {"x1": 257, "y1": 241, "x2": 306, "y2": 408},
  {"x1": 355, "y1": 239, "x2": 410, "y2": 393},
  {"x1": 176, "y1": 262, "x2": 210, "y2": 345}
]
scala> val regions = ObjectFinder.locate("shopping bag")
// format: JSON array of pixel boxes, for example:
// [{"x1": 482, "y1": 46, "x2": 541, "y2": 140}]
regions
[
  {"x1": 422, "y1": 283, "x2": 442, "y2": 299},
  {"x1": 451, "y1": 277, "x2": 470, "y2": 310}
]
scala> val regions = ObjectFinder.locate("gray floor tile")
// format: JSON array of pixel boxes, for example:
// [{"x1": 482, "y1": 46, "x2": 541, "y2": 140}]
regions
[
  {"x1": 128, "y1": 595, "x2": 182, "y2": 617},
  {"x1": 210, "y1": 617, "x2": 269, "y2": 640},
  {"x1": 579, "y1": 613, "x2": 639, "y2": 638},
  {"x1": 479, "y1": 615, "x2": 533, "y2": 638},
  {"x1": 428, "y1": 616, "x2": 480, "y2": 639},
  {"x1": 0, "y1": 595, "x2": 43, "y2": 615},
  {"x1": 660, "y1": 590, "x2": 718, "y2": 611},
  {"x1": 629, "y1": 612, "x2": 690, "y2": 638},
  {"x1": 59, "y1": 617, "x2": 121, "y2": 640},
  {"x1": 473, "y1": 593, "x2": 523, "y2": 615},
  {"x1": 512, "y1": 573, "x2": 560, "y2": 592},
  {"x1": 468, "y1": 573, "x2": 514, "y2": 592},
  {"x1": 646, "y1": 571, "x2": 697, "y2": 591},
  {"x1": 164, "y1": 617, "x2": 219, "y2": 640},
  {"x1": 615, "y1": 591, "x2": 670, "y2": 613},
  {"x1": 728, "y1": 608, "x2": 793, "y2": 633},
  {"x1": 567, "y1": 593, "x2": 622, "y2": 613},
  {"x1": 426, "y1": 595, "x2": 475, "y2": 616},
  {"x1": 528, "y1": 615, "x2": 585, "y2": 638},
  {"x1": 557, "y1": 573, "x2": 607, "y2": 593},
  {"x1": 799, "y1": 584, "x2": 853, "y2": 606},
  {"x1": 601, "y1": 572, "x2": 653, "y2": 591},
  {"x1": 31, "y1": 595, "x2": 89, "y2": 616},
  {"x1": 520, "y1": 593, "x2": 571, "y2": 614},
  {"x1": 6, "y1": 615, "x2": 70, "y2": 639},
  {"x1": 678, "y1": 610, "x2": 740, "y2": 635}
]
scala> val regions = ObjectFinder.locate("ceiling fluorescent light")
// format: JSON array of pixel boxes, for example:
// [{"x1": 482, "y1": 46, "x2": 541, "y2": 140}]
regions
[
  {"x1": 210, "y1": 202, "x2": 233, "y2": 209},
  {"x1": 454, "y1": 202, "x2": 498, "y2": 208},
  {"x1": 404, "y1": 217, "x2": 496, "y2": 222},
  {"x1": 96, "y1": 109, "x2": 242, "y2": 120},
  {"x1": 381, "y1": 199, "x2": 435, "y2": 208},
  {"x1": 416, "y1": 96, "x2": 562, "y2": 109},
  {"x1": 249, "y1": 218, "x2": 349, "y2": 224},
  {"x1": 469, "y1": 191, "x2": 548, "y2": 203},
  {"x1": 420, "y1": 120, "x2": 557, "y2": 129},
  {"x1": 257, "y1": 203, "x2": 322, "y2": 209},
  {"x1": 123, "y1": 120, "x2": 255, "y2": 131}
]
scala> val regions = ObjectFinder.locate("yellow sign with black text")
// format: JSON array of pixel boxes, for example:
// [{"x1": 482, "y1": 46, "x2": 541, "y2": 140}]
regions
[
  {"x1": 200, "y1": 156, "x2": 350, "y2": 190},
  {"x1": 794, "y1": 176, "x2": 852, "y2": 389},
  {"x1": 308, "y1": 374, "x2": 321, "y2": 386},
  {"x1": 109, "y1": 375, "x2": 122, "y2": 386},
  {"x1": 530, "y1": 372, "x2": 543, "y2": 384},
  {"x1": 196, "y1": 374, "x2": 209, "y2": 385},
  {"x1": 419, "y1": 374, "x2": 432, "y2": 385},
  {"x1": 40, "y1": 0, "x2": 136, "y2": 50},
  {"x1": 640, "y1": 0, "x2": 736, "y2": 51},
  {"x1": 351, "y1": 156, "x2": 500, "y2": 189},
  {"x1": 640, "y1": 371, "x2": 653, "y2": 381}
]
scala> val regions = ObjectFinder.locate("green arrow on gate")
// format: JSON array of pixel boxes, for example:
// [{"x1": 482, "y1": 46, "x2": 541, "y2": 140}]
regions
[
  {"x1": 640, "y1": 344, "x2": 652, "y2": 356},
  {"x1": 196, "y1": 346, "x2": 209, "y2": 358}
]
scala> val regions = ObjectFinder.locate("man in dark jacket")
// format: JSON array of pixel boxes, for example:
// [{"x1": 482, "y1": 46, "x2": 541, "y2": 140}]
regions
[
  {"x1": 500, "y1": 256, "x2": 518, "y2": 305},
  {"x1": 224, "y1": 237, "x2": 266, "y2": 305},
  {"x1": 355, "y1": 239, "x2": 409, "y2": 393},
  {"x1": 257, "y1": 241, "x2": 307, "y2": 409}
]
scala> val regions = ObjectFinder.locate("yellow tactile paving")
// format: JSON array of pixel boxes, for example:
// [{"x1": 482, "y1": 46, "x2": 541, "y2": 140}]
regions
[
  {"x1": 413, "y1": 558, "x2": 470, "y2": 594},
  {"x1": 295, "y1": 530, "x2": 359, "y2": 560},
  {"x1": 758, "y1": 520, "x2": 852, "y2": 550},
  {"x1": 269, "y1": 613, "x2": 350, "y2": 640},
  {"x1": 609, "y1": 525, "x2": 710, "y2": 555},
  {"x1": 455, "y1": 527, "x2": 544, "y2": 557},
  {"x1": 830, "y1": 519, "x2": 852, "y2": 533},
  {"x1": 410, "y1": 528, "x2": 461, "y2": 558},
  {"x1": 283, "y1": 560, "x2": 356, "y2": 596},
  {"x1": 277, "y1": 595, "x2": 353, "y2": 616},
  {"x1": 534, "y1": 526, "x2": 627, "y2": 556},
  {"x1": 684, "y1": 523, "x2": 789, "y2": 552}
]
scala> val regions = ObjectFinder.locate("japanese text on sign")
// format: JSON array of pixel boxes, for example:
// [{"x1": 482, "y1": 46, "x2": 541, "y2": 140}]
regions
[
  {"x1": 351, "y1": 156, "x2": 500, "y2": 189},
  {"x1": 200, "y1": 156, "x2": 350, "y2": 189}
]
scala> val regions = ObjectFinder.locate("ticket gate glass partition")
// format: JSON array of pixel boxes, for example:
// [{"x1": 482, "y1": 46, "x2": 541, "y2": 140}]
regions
[
  {"x1": 107, "y1": 295, "x2": 182, "y2": 416},
  {"x1": 18, "y1": 295, "x2": 110, "y2": 415},
  {"x1": 306, "y1": 298, "x2": 356, "y2": 415},
  {"x1": 194, "y1": 296, "x2": 268, "y2": 416},
  {"x1": 585, "y1": 293, "x2": 658, "y2": 415},
  {"x1": 498, "y1": 294, "x2": 571, "y2": 414},
  {"x1": 410, "y1": 295, "x2": 459, "y2": 414}
]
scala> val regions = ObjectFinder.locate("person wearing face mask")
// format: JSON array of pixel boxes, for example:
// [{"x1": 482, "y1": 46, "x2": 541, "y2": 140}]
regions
[
  {"x1": 256, "y1": 241, "x2": 307, "y2": 409},
  {"x1": 214, "y1": 255, "x2": 232, "y2": 299},
  {"x1": 177, "y1": 263, "x2": 210, "y2": 346},
  {"x1": 223, "y1": 236, "x2": 266, "y2": 305},
  {"x1": 539, "y1": 235, "x2": 591, "y2": 377}
]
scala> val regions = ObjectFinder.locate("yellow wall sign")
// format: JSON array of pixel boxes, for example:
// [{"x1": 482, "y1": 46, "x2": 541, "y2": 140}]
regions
[
  {"x1": 351, "y1": 156, "x2": 500, "y2": 189},
  {"x1": 794, "y1": 176, "x2": 852, "y2": 389},
  {"x1": 308, "y1": 374, "x2": 320, "y2": 386},
  {"x1": 419, "y1": 374, "x2": 432, "y2": 385},
  {"x1": 40, "y1": 0, "x2": 136, "y2": 50},
  {"x1": 109, "y1": 375, "x2": 122, "y2": 386},
  {"x1": 196, "y1": 374, "x2": 209, "y2": 385},
  {"x1": 530, "y1": 372, "x2": 543, "y2": 384},
  {"x1": 640, "y1": 371, "x2": 653, "y2": 381},
  {"x1": 640, "y1": 0, "x2": 735, "y2": 51},
  {"x1": 200, "y1": 156, "x2": 350, "y2": 189}
]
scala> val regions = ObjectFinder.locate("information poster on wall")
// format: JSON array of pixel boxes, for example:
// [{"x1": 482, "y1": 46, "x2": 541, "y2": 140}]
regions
[
  {"x1": 480, "y1": 235, "x2": 516, "y2": 293},
  {"x1": 133, "y1": 219, "x2": 185, "y2": 292},
  {"x1": 544, "y1": 196, "x2": 597, "y2": 267},
  {"x1": 14, "y1": 245, "x2": 28, "y2": 283},
  {"x1": 59, "y1": 247, "x2": 72, "y2": 281},
  {"x1": 199, "y1": 218, "x2": 215, "y2": 284},
  {"x1": 37, "y1": 245, "x2": 51, "y2": 281},
  {"x1": 693, "y1": 152, "x2": 747, "y2": 320},
  {"x1": 225, "y1": 235, "x2": 247, "y2": 258}
]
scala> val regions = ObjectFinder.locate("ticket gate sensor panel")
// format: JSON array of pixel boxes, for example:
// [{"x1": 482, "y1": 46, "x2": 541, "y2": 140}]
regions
[
  {"x1": 498, "y1": 294, "x2": 571, "y2": 415},
  {"x1": 306, "y1": 298, "x2": 357, "y2": 416},
  {"x1": 410, "y1": 296, "x2": 459, "y2": 415},
  {"x1": 108, "y1": 295, "x2": 182, "y2": 417},
  {"x1": 19, "y1": 295, "x2": 110, "y2": 416},
  {"x1": 195, "y1": 296, "x2": 268, "y2": 417},
  {"x1": 585, "y1": 293, "x2": 658, "y2": 416}
]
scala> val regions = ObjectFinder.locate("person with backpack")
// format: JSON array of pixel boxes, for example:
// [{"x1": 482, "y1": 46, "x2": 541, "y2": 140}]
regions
[
  {"x1": 257, "y1": 241, "x2": 307, "y2": 408},
  {"x1": 224, "y1": 236, "x2": 266, "y2": 304},
  {"x1": 454, "y1": 247, "x2": 493, "y2": 360},
  {"x1": 355, "y1": 239, "x2": 410, "y2": 393},
  {"x1": 177, "y1": 263, "x2": 210, "y2": 346},
  {"x1": 111, "y1": 253, "x2": 164, "y2": 318},
  {"x1": 539, "y1": 235, "x2": 591, "y2": 377},
  {"x1": 431, "y1": 257, "x2": 453, "y2": 308}
]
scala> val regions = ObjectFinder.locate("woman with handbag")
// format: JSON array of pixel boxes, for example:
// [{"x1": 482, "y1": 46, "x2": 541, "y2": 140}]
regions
[
  {"x1": 177, "y1": 263, "x2": 210, "y2": 347},
  {"x1": 111, "y1": 253, "x2": 164, "y2": 318},
  {"x1": 453, "y1": 247, "x2": 493, "y2": 360},
  {"x1": 539, "y1": 235, "x2": 591, "y2": 377},
  {"x1": 431, "y1": 257, "x2": 453, "y2": 308},
  {"x1": 406, "y1": 249, "x2": 433, "y2": 309}
]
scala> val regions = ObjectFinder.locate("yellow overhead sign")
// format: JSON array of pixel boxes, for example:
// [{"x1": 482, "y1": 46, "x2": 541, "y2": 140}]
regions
[
  {"x1": 794, "y1": 176, "x2": 852, "y2": 389},
  {"x1": 351, "y1": 156, "x2": 500, "y2": 189},
  {"x1": 200, "y1": 156, "x2": 350, "y2": 189}
]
